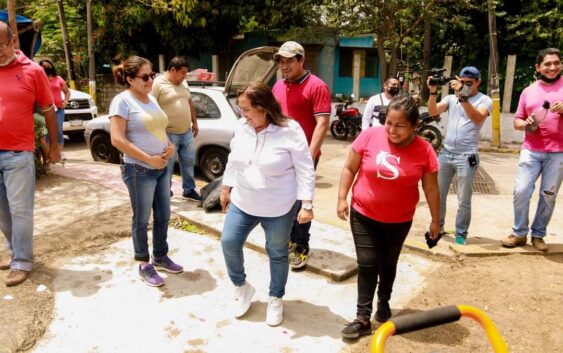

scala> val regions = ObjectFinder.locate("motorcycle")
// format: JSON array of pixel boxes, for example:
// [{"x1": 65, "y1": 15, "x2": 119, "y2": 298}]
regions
[
  {"x1": 417, "y1": 112, "x2": 443, "y2": 152},
  {"x1": 330, "y1": 98, "x2": 362, "y2": 140}
]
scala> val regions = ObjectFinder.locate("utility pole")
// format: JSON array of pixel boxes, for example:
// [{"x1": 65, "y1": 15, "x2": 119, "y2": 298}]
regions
[
  {"x1": 87, "y1": 0, "x2": 96, "y2": 102},
  {"x1": 488, "y1": 0, "x2": 501, "y2": 148},
  {"x1": 56, "y1": 0, "x2": 77, "y2": 89},
  {"x1": 7, "y1": 0, "x2": 19, "y2": 49}
]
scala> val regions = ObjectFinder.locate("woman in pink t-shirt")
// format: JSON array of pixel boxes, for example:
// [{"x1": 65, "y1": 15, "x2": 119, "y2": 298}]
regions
[
  {"x1": 39, "y1": 60, "x2": 70, "y2": 156},
  {"x1": 337, "y1": 95, "x2": 440, "y2": 339}
]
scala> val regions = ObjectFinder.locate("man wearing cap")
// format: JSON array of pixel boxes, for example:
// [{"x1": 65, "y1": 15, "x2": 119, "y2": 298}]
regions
[
  {"x1": 0, "y1": 22, "x2": 61, "y2": 286},
  {"x1": 272, "y1": 41, "x2": 331, "y2": 269},
  {"x1": 427, "y1": 66, "x2": 492, "y2": 245}
]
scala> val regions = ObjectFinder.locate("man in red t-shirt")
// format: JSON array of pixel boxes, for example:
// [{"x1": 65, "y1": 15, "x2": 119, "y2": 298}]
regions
[
  {"x1": 272, "y1": 41, "x2": 332, "y2": 269},
  {"x1": 0, "y1": 22, "x2": 61, "y2": 286}
]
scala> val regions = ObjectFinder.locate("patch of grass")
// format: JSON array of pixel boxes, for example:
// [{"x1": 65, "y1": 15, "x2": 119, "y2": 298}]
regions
[{"x1": 169, "y1": 216, "x2": 207, "y2": 235}]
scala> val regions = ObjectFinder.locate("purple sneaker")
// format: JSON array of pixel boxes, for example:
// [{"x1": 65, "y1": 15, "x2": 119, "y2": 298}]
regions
[
  {"x1": 139, "y1": 263, "x2": 164, "y2": 287},
  {"x1": 152, "y1": 255, "x2": 183, "y2": 274}
]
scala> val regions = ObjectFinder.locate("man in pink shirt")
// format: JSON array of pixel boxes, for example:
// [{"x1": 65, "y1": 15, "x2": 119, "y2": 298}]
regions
[
  {"x1": 0, "y1": 22, "x2": 61, "y2": 286},
  {"x1": 501, "y1": 48, "x2": 563, "y2": 252},
  {"x1": 272, "y1": 41, "x2": 331, "y2": 270}
]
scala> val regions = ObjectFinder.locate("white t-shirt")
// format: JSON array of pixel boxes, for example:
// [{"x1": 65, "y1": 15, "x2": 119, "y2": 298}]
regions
[
  {"x1": 222, "y1": 119, "x2": 316, "y2": 217},
  {"x1": 362, "y1": 93, "x2": 391, "y2": 130}
]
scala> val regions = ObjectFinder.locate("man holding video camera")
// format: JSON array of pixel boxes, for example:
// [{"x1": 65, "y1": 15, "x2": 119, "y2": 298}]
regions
[{"x1": 427, "y1": 67, "x2": 492, "y2": 245}]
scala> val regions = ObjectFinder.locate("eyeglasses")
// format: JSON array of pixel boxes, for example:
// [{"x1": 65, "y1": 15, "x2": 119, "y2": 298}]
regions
[{"x1": 135, "y1": 72, "x2": 156, "y2": 82}]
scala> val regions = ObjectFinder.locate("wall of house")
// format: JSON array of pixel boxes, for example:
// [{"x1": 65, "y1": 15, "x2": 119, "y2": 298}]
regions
[{"x1": 333, "y1": 48, "x2": 381, "y2": 100}]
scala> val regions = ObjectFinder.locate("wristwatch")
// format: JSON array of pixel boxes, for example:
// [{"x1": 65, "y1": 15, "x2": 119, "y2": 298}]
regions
[
  {"x1": 301, "y1": 203, "x2": 313, "y2": 211},
  {"x1": 458, "y1": 95, "x2": 469, "y2": 103}
]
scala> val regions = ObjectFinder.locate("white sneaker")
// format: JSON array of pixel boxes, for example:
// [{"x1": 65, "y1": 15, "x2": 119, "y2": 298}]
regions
[
  {"x1": 266, "y1": 296, "x2": 283, "y2": 326},
  {"x1": 233, "y1": 282, "x2": 255, "y2": 318}
]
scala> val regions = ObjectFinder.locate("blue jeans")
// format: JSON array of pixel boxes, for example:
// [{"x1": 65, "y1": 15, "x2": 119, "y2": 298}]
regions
[
  {"x1": 122, "y1": 163, "x2": 171, "y2": 262},
  {"x1": 166, "y1": 131, "x2": 196, "y2": 194},
  {"x1": 512, "y1": 150, "x2": 563, "y2": 238},
  {"x1": 46, "y1": 109, "x2": 65, "y2": 145},
  {"x1": 221, "y1": 202, "x2": 298, "y2": 298},
  {"x1": 438, "y1": 149, "x2": 479, "y2": 238},
  {"x1": 0, "y1": 151, "x2": 35, "y2": 271}
]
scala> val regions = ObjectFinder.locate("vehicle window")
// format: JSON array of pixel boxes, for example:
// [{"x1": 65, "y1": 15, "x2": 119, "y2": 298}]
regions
[{"x1": 192, "y1": 92, "x2": 221, "y2": 120}]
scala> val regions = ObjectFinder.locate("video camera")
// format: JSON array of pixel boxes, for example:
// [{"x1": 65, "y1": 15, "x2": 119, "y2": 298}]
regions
[{"x1": 427, "y1": 68, "x2": 457, "y2": 86}]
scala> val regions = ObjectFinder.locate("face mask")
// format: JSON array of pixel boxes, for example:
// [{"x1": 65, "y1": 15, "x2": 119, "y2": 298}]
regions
[{"x1": 388, "y1": 87, "x2": 399, "y2": 96}]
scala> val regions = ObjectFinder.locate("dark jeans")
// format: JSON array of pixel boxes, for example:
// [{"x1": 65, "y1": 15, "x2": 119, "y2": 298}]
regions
[
  {"x1": 122, "y1": 163, "x2": 171, "y2": 262},
  {"x1": 290, "y1": 157, "x2": 319, "y2": 249},
  {"x1": 350, "y1": 208, "x2": 412, "y2": 319}
]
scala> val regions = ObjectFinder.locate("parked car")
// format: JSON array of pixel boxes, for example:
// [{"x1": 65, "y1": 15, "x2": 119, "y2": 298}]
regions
[
  {"x1": 63, "y1": 88, "x2": 98, "y2": 137},
  {"x1": 84, "y1": 46, "x2": 279, "y2": 181}
]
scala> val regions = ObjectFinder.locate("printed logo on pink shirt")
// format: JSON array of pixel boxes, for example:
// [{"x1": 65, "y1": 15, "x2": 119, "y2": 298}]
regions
[{"x1": 375, "y1": 151, "x2": 400, "y2": 180}]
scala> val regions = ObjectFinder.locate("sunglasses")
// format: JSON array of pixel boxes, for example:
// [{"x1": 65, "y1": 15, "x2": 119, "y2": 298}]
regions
[{"x1": 135, "y1": 72, "x2": 156, "y2": 82}]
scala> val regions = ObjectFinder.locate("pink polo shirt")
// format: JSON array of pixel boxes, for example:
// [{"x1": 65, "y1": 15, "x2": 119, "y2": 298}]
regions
[
  {"x1": 272, "y1": 71, "x2": 331, "y2": 156},
  {"x1": 0, "y1": 51, "x2": 54, "y2": 151},
  {"x1": 514, "y1": 78, "x2": 563, "y2": 152}
]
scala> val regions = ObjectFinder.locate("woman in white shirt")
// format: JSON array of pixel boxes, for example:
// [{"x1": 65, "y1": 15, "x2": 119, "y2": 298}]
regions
[{"x1": 220, "y1": 82, "x2": 316, "y2": 327}]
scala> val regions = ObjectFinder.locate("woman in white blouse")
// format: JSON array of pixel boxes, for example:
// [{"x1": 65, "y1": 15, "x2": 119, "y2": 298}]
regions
[{"x1": 220, "y1": 82, "x2": 316, "y2": 327}]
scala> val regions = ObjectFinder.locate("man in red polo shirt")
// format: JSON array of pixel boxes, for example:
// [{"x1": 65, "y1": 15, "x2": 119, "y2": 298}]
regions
[
  {"x1": 272, "y1": 41, "x2": 331, "y2": 270},
  {"x1": 0, "y1": 22, "x2": 60, "y2": 286}
]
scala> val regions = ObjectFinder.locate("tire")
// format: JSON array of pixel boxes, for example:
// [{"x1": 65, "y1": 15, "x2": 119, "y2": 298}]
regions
[
  {"x1": 90, "y1": 133, "x2": 120, "y2": 164},
  {"x1": 330, "y1": 120, "x2": 348, "y2": 140},
  {"x1": 199, "y1": 147, "x2": 228, "y2": 181},
  {"x1": 417, "y1": 125, "x2": 443, "y2": 152},
  {"x1": 348, "y1": 122, "x2": 361, "y2": 140}
]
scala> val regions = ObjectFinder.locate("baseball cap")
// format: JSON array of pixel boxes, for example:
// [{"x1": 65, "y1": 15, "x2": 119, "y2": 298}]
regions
[
  {"x1": 460, "y1": 66, "x2": 480, "y2": 79},
  {"x1": 274, "y1": 41, "x2": 304, "y2": 60}
]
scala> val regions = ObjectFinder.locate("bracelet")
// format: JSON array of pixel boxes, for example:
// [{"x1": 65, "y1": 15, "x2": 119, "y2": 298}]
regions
[
  {"x1": 430, "y1": 92, "x2": 438, "y2": 96},
  {"x1": 41, "y1": 104, "x2": 56, "y2": 112},
  {"x1": 458, "y1": 96, "x2": 469, "y2": 103}
]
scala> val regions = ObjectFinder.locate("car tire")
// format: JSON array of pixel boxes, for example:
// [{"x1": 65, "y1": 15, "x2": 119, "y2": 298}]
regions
[
  {"x1": 200, "y1": 147, "x2": 228, "y2": 181},
  {"x1": 90, "y1": 133, "x2": 120, "y2": 164}
]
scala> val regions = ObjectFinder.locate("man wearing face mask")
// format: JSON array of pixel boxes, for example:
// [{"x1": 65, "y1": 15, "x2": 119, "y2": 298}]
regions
[
  {"x1": 361, "y1": 77, "x2": 401, "y2": 131},
  {"x1": 427, "y1": 66, "x2": 492, "y2": 245}
]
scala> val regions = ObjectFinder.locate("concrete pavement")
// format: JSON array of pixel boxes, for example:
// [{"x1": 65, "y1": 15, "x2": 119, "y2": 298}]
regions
[
  {"x1": 25, "y1": 140, "x2": 561, "y2": 353},
  {"x1": 50, "y1": 140, "x2": 563, "y2": 283},
  {"x1": 32, "y1": 227, "x2": 437, "y2": 353}
]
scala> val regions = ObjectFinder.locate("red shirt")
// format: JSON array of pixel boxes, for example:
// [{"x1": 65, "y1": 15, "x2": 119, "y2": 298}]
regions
[
  {"x1": 272, "y1": 71, "x2": 331, "y2": 153},
  {"x1": 0, "y1": 51, "x2": 54, "y2": 151},
  {"x1": 351, "y1": 127, "x2": 439, "y2": 223},
  {"x1": 48, "y1": 75, "x2": 66, "y2": 108}
]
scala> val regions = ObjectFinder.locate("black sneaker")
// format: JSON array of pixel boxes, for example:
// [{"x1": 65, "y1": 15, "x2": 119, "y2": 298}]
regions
[
  {"x1": 341, "y1": 319, "x2": 371, "y2": 339},
  {"x1": 183, "y1": 190, "x2": 202, "y2": 201},
  {"x1": 375, "y1": 300, "x2": 392, "y2": 322}
]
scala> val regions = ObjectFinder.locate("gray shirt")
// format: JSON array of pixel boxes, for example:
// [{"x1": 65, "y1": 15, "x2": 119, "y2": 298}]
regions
[
  {"x1": 441, "y1": 92, "x2": 492, "y2": 154},
  {"x1": 109, "y1": 91, "x2": 169, "y2": 169}
]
